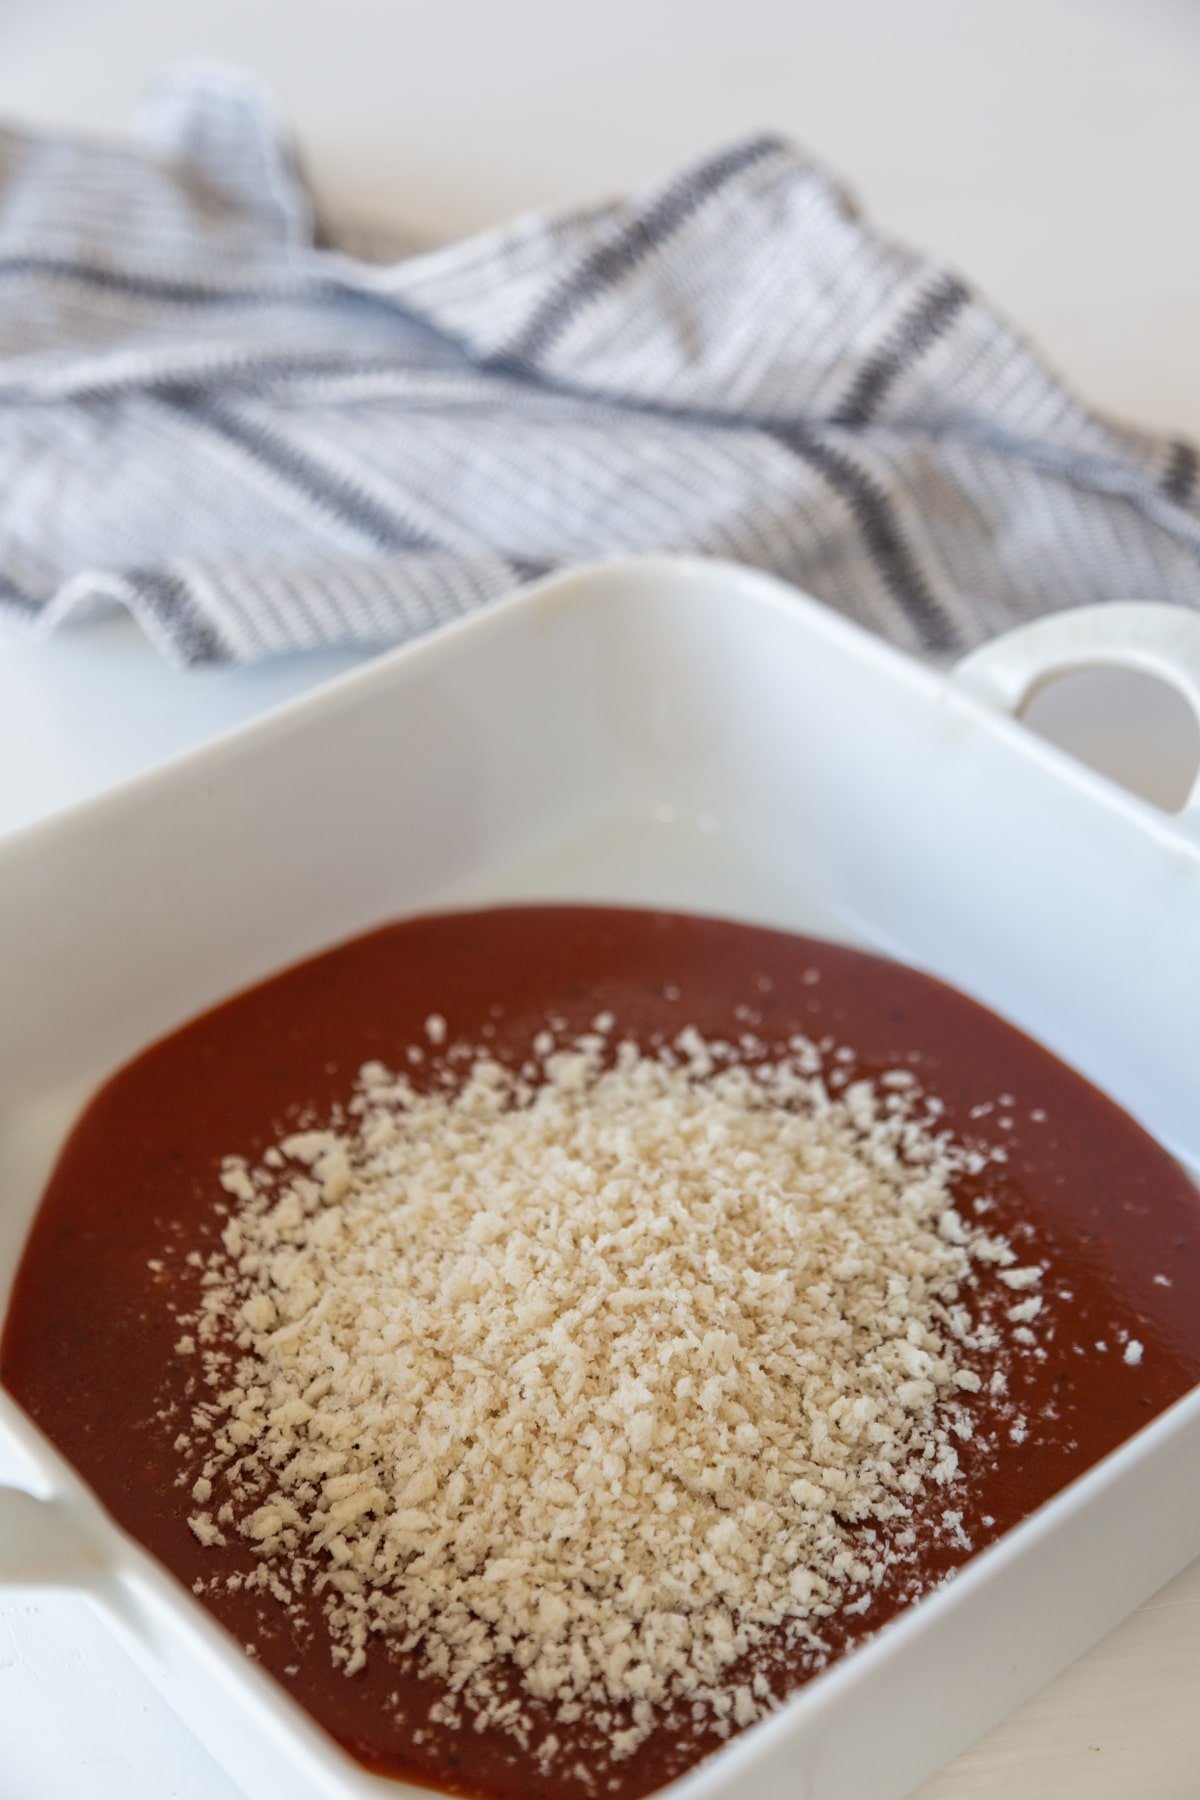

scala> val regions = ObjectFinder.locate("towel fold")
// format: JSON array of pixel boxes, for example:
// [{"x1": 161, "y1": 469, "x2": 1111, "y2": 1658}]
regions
[{"x1": 1, "y1": 64, "x2": 1197, "y2": 666}]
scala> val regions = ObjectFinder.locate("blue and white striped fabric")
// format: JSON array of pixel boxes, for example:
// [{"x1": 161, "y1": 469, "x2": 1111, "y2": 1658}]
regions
[{"x1": 2, "y1": 65, "x2": 1199, "y2": 665}]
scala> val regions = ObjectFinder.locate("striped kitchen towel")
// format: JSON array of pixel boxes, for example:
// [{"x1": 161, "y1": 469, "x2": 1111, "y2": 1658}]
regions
[{"x1": 1, "y1": 65, "x2": 1198, "y2": 665}]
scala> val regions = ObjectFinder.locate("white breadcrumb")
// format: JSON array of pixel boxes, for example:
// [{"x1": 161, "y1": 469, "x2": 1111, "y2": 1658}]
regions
[{"x1": 177, "y1": 1024, "x2": 1040, "y2": 1760}]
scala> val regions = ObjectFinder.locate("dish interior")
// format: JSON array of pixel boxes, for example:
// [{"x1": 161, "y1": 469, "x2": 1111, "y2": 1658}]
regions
[{"x1": 6, "y1": 899, "x2": 1200, "y2": 1800}]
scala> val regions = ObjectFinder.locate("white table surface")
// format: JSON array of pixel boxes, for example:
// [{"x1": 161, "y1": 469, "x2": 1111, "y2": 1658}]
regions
[{"x1": 1, "y1": 2, "x2": 1199, "y2": 1796}]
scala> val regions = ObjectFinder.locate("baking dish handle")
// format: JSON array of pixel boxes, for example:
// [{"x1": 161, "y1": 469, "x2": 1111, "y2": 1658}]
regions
[
  {"x1": 0, "y1": 1484, "x2": 112, "y2": 1589},
  {"x1": 952, "y1": 602, "x2": 1200, "y2": 827}
]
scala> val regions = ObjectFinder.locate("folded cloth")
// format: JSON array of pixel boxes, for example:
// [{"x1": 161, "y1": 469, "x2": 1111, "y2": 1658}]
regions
[{"x1": 1, "y1": 66, "x2": 1198, "y2": 666}]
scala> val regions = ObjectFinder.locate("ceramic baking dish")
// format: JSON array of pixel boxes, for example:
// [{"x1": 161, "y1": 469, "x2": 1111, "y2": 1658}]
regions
[{"x1": 1, "y1": 556, "x2": 1199, "y2": 1800}]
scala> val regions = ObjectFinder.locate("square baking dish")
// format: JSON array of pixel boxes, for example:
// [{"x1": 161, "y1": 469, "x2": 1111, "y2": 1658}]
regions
[{"x1": 1, "y1": 556, "x2": 1199, "y2": 1800}]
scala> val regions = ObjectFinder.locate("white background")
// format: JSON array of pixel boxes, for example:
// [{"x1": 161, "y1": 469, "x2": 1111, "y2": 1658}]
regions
[{"x1": 1, "y1": 1, "x2": 1199, "y2": 1796}]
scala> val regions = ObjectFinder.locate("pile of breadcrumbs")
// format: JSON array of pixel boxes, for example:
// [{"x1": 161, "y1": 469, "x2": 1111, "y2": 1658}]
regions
[{"x1": 175, "y1": 1017, "x2": 1041, "y2": 1759}]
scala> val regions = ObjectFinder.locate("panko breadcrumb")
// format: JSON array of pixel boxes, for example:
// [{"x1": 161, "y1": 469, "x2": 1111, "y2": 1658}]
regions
[{"x1": 176, "y1": 1022, "x2": 1038, "y2": 1759}]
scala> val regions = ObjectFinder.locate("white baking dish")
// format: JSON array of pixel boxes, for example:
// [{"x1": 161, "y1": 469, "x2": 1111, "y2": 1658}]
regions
[{"x1": 1, "y1": 557, "x2": 1198, "y2": 1800}]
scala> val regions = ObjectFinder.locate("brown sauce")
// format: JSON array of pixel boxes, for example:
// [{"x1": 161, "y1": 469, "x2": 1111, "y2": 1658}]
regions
[{"x1": 4, "y1": 905, "x2": 1200, "y2": 1798}]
